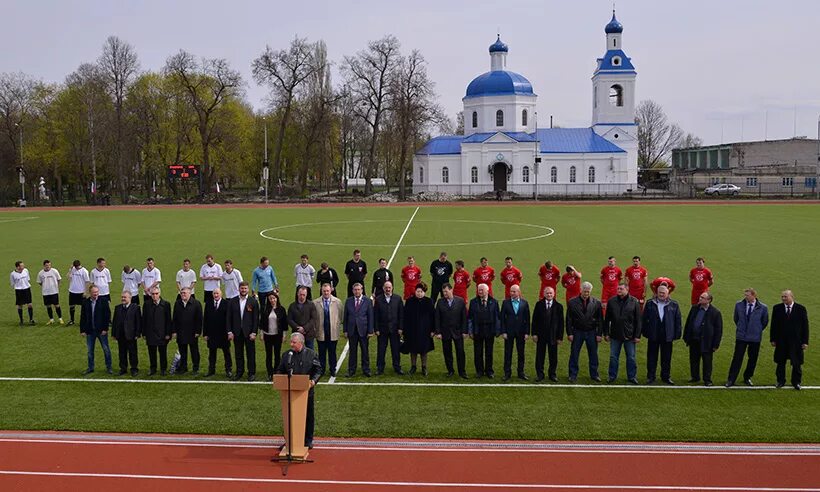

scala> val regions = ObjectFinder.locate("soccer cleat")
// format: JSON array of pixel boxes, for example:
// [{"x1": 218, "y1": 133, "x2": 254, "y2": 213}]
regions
[
  {"x1": 46, "y1": 319, "x2": 55, "y2": 325},
  {"x1": 59, "y1": 318, "x2": 65, "y2": 325}
]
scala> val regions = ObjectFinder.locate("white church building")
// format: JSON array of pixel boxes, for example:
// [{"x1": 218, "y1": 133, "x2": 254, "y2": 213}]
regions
[{"x1": 413, "y1": 11, "x2": 638, "y2": 196}]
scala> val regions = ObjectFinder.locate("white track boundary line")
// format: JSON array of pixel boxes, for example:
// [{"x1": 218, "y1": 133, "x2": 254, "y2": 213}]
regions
[
  {"x1": 0, "y1": 470, "x2": 817, "y2": 491},
  {"x1": 328, "y1": 206, "x2": 420, "y2": 385}
]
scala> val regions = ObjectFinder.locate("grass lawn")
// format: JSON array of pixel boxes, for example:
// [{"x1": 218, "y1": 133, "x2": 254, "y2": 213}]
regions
[{"x1": 0, "y1": 203, "x2": 817, "y2": 442}]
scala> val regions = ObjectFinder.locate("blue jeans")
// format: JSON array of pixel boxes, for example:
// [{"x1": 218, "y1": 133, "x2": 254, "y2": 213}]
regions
[
  {"x1": 318, "y1": 339, "x2": 338, "y2": 376},
  {"x1": 608, "y1": 338, "x2": 637, "y2": 381},
  {"x1": 568, "y1": 330, "x2": 599, "y2": 380},
  {"x1": 86, "y1": 332, "x2": 112, "y2": 371}
]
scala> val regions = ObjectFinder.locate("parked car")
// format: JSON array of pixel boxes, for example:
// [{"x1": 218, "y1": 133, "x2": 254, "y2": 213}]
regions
[{"x1": 704, "y1": 183, "x2": 741, "y2": 196}]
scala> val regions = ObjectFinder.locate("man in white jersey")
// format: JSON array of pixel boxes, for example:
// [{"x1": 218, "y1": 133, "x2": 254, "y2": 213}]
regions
[
  {"x1": 67, "y1": 259, "x2": 90, "y2": 325},
  {"x1": 176, "y1": 258, "x2": 197, "y2": 299},
  {"x1": 199, "y1": 254, "x2": 223, "y2": 304},
  {"x1": 91, "y1": 257, "x2": 113, "y2": 302},
  {"x1": 10, "y1": 260, "x2": 34, "y2": 326},
  {"x1": 222, "y1": 259, "x2": 243, "y2": 300},
  {"x1": 37, "y1": 259, "x2": 63, "y2": 325},
  {"x1": 141, "y1": 257, "x2": 162, "y2": 304},
  {"x1": 294, "y1": 254, "x2": 316, "y2": 301},
  {"x1": 121, "y1": 265, "x2": 142, "y2": 305}
]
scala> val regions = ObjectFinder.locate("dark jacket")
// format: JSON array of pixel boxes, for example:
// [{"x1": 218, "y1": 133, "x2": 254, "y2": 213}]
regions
[
  {"x1": 203, "y1": 297, "x2": 230, "y2": 348},
  {"x1": 770, "y1": 303, "x2": 809, "y2": 364},
  {"x1": 112, "y1": 302, "x2": 141, "y2": 341},
  {"x1": 683, "y1": 304, "x2": 723, "y2": 353},
  {"x1": 733, "y1": 300, "x2": 769, "y2": 343},
  {"x1": 287, "y1": 300, "x2": 318, "y2": 341},
  {"x1": 371, "y1": 268, "x2": 394, "y2": 297},
  {"x1": 374, "y1": 293, "x2": 403, "y2": 334},
  {"x1": 642, "y1": 297, "x2": 682, "y2": 343},
  {"x1": 434, "y1": 296, "x2": 467, "y2": 340},
  {"x1": 530, "y1": 298, "x2": 564, "y2": 344},
  {"x1": 316, "y1": 268, "x2": 339, "y2": 292},
  {"x1": 172, "y1": 297, "x2": 203, "y2": 344},
  {"x1": 566, "y1": 296, "x2": 603, "y2": 336},
  {"x1": 277, "y1": 346, "x2": 323, "y2": 394},
  {"x1": 227, "y1": 295, "x2": 260, "y2": 339},
  {"x1": 467, "y1": 296, "x2": 501, "y2": 337},
  {"x1": 343, "y1": 296, "x2": 374, "y2": 337},
  {"x1": 429, "y1": 260, "x2": 453, "y2": 285},
  {"x1": 402, "y1": 296, "x2": 435, "y2": 354},
  {"x1": 604, "y1": 294, "x2": 642, "y2": 340},
  {"x1": 500, "y1": 298, "x2": 531, "y2": 336},
  {"x1": 142, "y1": 298, "x2": 172, "y2": 346},
  {"x1": 80, "y1": 296, "x2": 111, "y2": 335}
]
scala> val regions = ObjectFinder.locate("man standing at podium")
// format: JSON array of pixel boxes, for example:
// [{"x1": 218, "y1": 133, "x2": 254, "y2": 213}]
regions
[{"x1": 278, "y1": 332, "x2": 322, "y2": 449}]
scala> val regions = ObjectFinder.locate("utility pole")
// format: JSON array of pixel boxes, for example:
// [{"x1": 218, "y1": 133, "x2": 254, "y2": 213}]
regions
[
  {"x1": 534, "y1": 112, "x2": 540, "y2": 201},
  {"x1": 263, "y1": 117, "x2": 269, "y2": 204},
  {"x1": 15, "y1": 123, "x2": 25, "y2": 206}
]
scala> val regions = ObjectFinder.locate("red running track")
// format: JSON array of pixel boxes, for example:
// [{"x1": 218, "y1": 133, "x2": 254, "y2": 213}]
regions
[{"x1": 0, "y1": 432, "x2": 818, "y2": 491}]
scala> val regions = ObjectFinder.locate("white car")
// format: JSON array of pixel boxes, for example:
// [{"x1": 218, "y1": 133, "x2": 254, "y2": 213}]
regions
[{"x1": 704, "y1": 183, "x2": 740, "y2": 196}]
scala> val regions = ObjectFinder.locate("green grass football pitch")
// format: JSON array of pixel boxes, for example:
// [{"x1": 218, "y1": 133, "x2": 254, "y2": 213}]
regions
[{"x1": 0, "y1": 202, "x2": 817, "y2": 442}]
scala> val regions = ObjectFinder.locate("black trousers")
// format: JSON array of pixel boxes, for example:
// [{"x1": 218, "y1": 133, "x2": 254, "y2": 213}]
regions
[
  {"x1": 208, "y1": 343, "x2": 233, "y2": 373},
  {"x1": 234, "y1": 335, "x2": 256, "y2": 376},
  {"x1": 727, "y1": 340, "x2": 761, "y2": 383},
  {"x1": 504, "y1": 333, "x2": 527, "y2": 377},
  {"x1": 431, "y1": 282, "x2": 445, "y2": 303},
  {"x1": 117, "y1": 339, "x2": 138, "y2": 372},
  {"x1": 688, "y1": 343, "x2": 713, "y2": 383},
  {"x1": 442, "y1": 337, "x2": 466, "y2": 375},
  {"x1": 647, "y1": 340, "x2": 674, "y2": 381},
  {"x1": 147, "y1": 344, "x2": 168, "y2": 372},
  {"x1": 347, "y1": 331, "x2": 371, "y2": 375},
  {"x1": 263, "y1": 333, "x2": 283, "y2": 377},
  {"x1": 776, "y1": 359, "x2": 803, "y2": 386},
  {"x1": 535, "y1": 338, "x2": 558, "y2": 379},
  {"x1": 203, "y1": 290, "x2": 214, "y2": 305},
  {"x1": 318, "y1": 340, "x2": 338, "y2": 376},
  {"x1": 473, "y1": 334, "x2": 495, "y2": 376},
  {"x1": 177, "y1": 339, "x2": 200, "y2": 372},
  {"x1": 305, "y1": 390, "x2": 315, "y2": 446},
  {"x1": 376, "y1": 330, "x2": 401, "y2": 372}
]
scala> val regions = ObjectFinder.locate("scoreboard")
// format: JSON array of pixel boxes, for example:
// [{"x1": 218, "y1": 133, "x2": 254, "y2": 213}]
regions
[{"x1": 167, "y1": 164, "x2": 201, "y2": 180}]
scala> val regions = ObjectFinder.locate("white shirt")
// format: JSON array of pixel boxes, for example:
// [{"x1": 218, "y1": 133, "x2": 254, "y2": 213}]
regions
[
  {"x1": 10, "y1": 269, "x2": 31, "y2": 290},
  {"x1": 266, "y1": 309, "x2": 278, "y2": 335},
  {"x1": 91, "y1": 267, "x2": 113, "y2": 296},
  {"x1": 239, "y1": 295, "x2": 248, "y2": 320},
  {"x1": 222, "y1": 269, "x2": 243, "y2": 299},
  {"x1": 141, "y1": 267, "x2": 162, "y2": 292},
  {"x1": 68, "y1": 266, "x2": 90, "y2": 294},
  {"x1": 200, "y1": 263, "x2": 223, "y2": 291},
  {"x1": 294, "y1": 263, "x2": 316, "y2": 287},
  {"x1": 121, "y1": 269, "x2": 142, "y2": 296},
  {"x1": 37, "y1": 268, "x2": 62, "y2": 296},
  {"x1": 176, "y1": 269, "x2": 197, "y2": 294}
]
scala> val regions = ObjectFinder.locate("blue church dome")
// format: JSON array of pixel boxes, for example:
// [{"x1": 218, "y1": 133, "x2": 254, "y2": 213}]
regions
[
  {"x1": 488, "y1": 35, "x2": 508, "y2": 53},
  {"x1": 465, "y1": 70, "x2": 534, "y2": 98},
  {"x1": 605, "y1": 11, "x2": 623, "y2": 33}
]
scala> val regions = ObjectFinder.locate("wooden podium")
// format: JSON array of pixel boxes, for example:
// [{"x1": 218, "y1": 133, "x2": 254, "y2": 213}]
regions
[{"x1": 273, "y1": 374, "x2": 311, "y2": 461}]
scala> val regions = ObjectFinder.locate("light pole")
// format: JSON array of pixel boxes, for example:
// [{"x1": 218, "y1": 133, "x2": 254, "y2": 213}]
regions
[
  {"x1": 15, "y1": 123, "x2": 25, "y2": 205},
  {"x1": 534, "y1": 111, "x2": 539, "y2": 201},
  {"x1": 263, "y1": 117, "x2": 269, "y2": 203}
]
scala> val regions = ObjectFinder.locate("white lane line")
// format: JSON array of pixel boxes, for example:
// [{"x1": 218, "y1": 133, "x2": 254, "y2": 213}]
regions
[
  {"x1": 0, "y1": 470, "x2": 817, "y2": 491},
  {"x1": 328, "y1": 206, "x2": 420, "y2": 385}
]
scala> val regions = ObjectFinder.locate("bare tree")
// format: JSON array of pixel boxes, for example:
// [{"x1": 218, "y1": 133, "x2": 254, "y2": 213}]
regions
[
  {"x1": 636, "y1": 99, "x2": 683, "y2": 168},
  {"x1": 0, "y1": 72, "x2": 38, "y2": 166},
  {"x1": 164, "y1": 50, "x2": 243, "y2": 193},
  {"x1": 680, "y1": 132, "x2": 703, "y2": 149},
  {"x1": 343, "y1": 35, "x2": 401, "y2": 194},
  {"x1": 252, "y1": 37, "x2": 316, "y2": 190},
  {"x1": 66, "y1": 63, "x2": 110, "y2": 198}
]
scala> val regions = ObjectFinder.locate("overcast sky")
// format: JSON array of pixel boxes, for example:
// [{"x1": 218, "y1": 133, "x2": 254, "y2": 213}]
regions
[{"x1": 3, "y1": 0, "x2": 820, "y2": 146}]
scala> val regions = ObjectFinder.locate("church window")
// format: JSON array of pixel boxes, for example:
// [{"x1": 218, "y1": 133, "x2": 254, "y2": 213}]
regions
[
  {"x1": 613, "y1": 38, "x2": 617, "y2": 48},
  {"x1": 522, "y1": 109, "x2": 528, "y2": 126},
  {"x1": 588, "y1": 166, "x2": 596, "y2": 183},
  {"x1": 442, "y1": 166, "x2": 449, "y2": 184},
  {"x1": 609, "y1": 85, "x2": 623, "y2": 107},
  {"x1": 612, "y1": 56, "x2": 621, "y2": 66},
  {"x1": 550, "y1": 166, "x2": 557, "y2": 183},
  {"x1": 471, "y1": 166, "x2": 478, "y2": 183},
  {"x1": 496, "y1": 110, "x2": 504, "y2": 127},
  {"x1": 472, "y1": 111, "x2": 478, "y2": 128},
  {"x1": 569, "y1": 166, "x2": 577, "y2": 183},
  {"x1": 522, "y1": 166, "x2": 530, "y2": 183},
  {"x1": 419, "y1": 167, "x2": 424, "y2": 184}
]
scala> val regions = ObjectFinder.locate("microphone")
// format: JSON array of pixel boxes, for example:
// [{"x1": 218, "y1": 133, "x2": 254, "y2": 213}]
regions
[{"x1": 287, "y1": 350, "x2": 294, "y2": 376}]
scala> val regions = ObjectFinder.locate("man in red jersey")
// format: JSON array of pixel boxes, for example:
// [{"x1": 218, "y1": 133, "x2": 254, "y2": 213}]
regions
[
  {"x1": 538, "y1": 260, "x2": 561, "y2": 300},
  {"x1": 500, "y1": 257, "x2": 523, "y2": 300},
  {"x1": 689, "y1": 257, "x2": 713, "y2": 305},
  {"x1": 561, "y1": 266, "x2": 582, "y2": 304},
  {"x1": 472, "y1": 257, "x2": 495, "y2": 298},
  {"x1": 650, "y1": 277, "x2": 677, "y2": 295},
  {"x1": 452, "y1": 260, "x2": 471, "y2": 303},
  {"x1": 625, "y1": 256, "x2": 648, "y2": 307},
  {"x1": 599, "y1": 256, "x2": 622, "y2": 309},
  {"x1": 400, "y1": 256, "x2": 422, "y2": 300}
]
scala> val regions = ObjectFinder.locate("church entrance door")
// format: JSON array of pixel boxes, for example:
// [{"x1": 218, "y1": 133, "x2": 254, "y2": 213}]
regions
[{"x1": 492, "y1": 162, "x2": 508, "y2": 192}]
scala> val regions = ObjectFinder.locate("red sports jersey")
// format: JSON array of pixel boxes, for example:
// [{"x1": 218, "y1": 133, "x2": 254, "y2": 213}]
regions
[
  {"x1": 689, "y1": 267, "x2": 713, "y2": 305},
  {"x1": 561, "y1": 272, "x2": 581, "y2": 303},
  {"x1": 538, "y1": 264, "x2": 561, "y2": 299},
  {"x1": 401, "y1": 265, "x2": 422, "y2": 300},
  {"x1": 453, "y1": 269, "x2": 470, "y2": 302},
  {"x1": 625, "y1": 266, "x2": 648, "y2": 300},
  {"x1": 650, "y1": 277, "x2": 676, "y2": 295},
  {"x1": 500, "y1": 266, "x2": 522, "y2": 299},
  {"x1": 472, "y1": 266, "x2": 495, "y2": 297},
  {"x1": 600, "y1": 266, "x2": 622, "y2": 303}
]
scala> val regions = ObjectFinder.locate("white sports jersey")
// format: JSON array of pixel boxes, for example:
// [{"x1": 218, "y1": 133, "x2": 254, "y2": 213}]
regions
[
  {"x1": 37, "y1": 268, "x2": 62, "y2": 296},
  {"x1": 68, "y1": 266, "x2": 90, "y2": 294},
  {"x1": 141, "y1": 267, "x2": 162, "y2": 292},
  {"x1": 294, "y1": 263, "x2": 316, "y2": 287},
  {"x1": 176, "y1": 269, "x2": 197, "y2": 294},
  {"x1": 121, "y1": 269, "x2": 142, "y2": 296},
  {"x1": 10, "y1": 268, "x2": 31, "y2": 290},
  {"x1": 222, "y1": 269, "x2": 243, "y2": 299},
  {"x1": 200, "y1": 263, "x2": 223, "y2": 291},
  {"x1": 90, "y1": 267, "x2": 113, "y2": 296}
]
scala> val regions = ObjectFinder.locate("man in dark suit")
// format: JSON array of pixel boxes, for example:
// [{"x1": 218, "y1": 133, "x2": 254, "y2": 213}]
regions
[
  {"x1": 112, "y1": 290, "x2": 141, "y2": 376},
  {"x1": 172, "y1": 287, "x2": 203, "y2": 375},
  {"x1": 80, "y1": 285, "x2": 112, "y2": 375},
  {"x1": 374, "y1": 281, "x2": 404, "y2": 375},
  {"x1": 642, "y1": 284, "x2": 682, "y2": 385},
  {"x1": 227, "y1": 281, "x2": 260, "y2": 381},
  {"x1": 435, "y1": 283, "x2": 468, "y2": 378},
  {"x1": 683, "y1": 291, "x2": 723, "y2": 386},
  {"x1": 604, "y1": 283, "x2": 642, "y2": 384},
  {"x1": 500, "y1": 284, "x2": 531, "y2": 381},
  {"x1": 288, "y1": 286, "x2": 318, "y2": 349},
  {"x1": 343, "y1": 282, "x2": 374, "y2": 377},
  {"x1": 371, "y1": 258, "x2": 394, "y2": 299},
  {"x1": 531, "y1": 286, "x2": 564, "y2": 382},
  {"x1": 277, "y1": 332, "x2": 323, "y2": 449},
  {"x1": 771, "y1": 290, "x2": 809, "y2": 390},
  {"x1": 142, "y1": 287, "x2": 172, "y2": 375},
  {"x1": 726, "y1": 288, "x2": 769, "y2": 387},
  {"x1": 203, "y1": 288, "x2": 232, "y2": 378},
  {"x1": 467, "y1": 283, "x2": 500, "y2": 379},
  {"x1": 566, "y1": 282, "x2": 603, "y2": 383}
]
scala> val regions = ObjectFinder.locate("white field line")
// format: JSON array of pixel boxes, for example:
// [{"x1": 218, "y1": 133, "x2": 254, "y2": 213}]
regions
[{"x1": 328, "y1": 206, "x2": 420, "y2": 384}]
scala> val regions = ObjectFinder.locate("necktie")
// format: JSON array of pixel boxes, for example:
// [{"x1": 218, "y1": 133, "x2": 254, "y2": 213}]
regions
[
  {"x1": 546, "y1": 301, "x2": 551, "y2": 310},
  {"x1": 482, "y1": 299, "x2": 486, "y2": 308},
  {"x1": 355, "y1": 298, "x2": 360, "y2": 310},
  {"x1": 746, "y1": 303, "x2": 752, "y2": 318},
  {"x1": 215, "y1": 300, "x2": 219, "y2": 309},
  {"x1": 786, "y1": 305, "x2": 791, "y2": 316}
]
